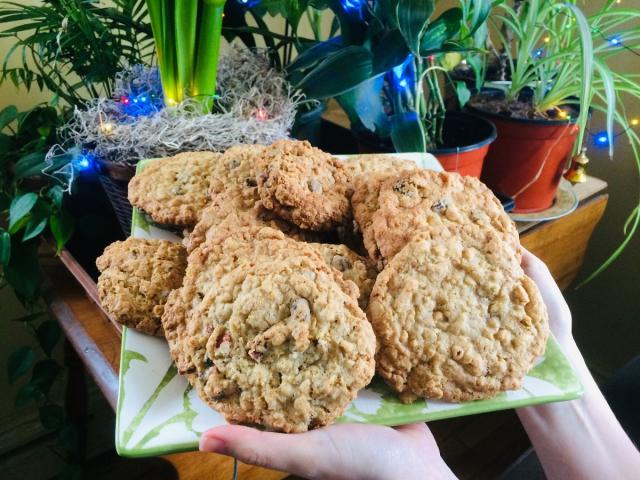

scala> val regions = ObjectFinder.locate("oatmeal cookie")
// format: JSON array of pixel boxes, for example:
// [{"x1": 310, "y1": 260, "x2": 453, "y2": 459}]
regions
[
  {"x1": 308, "y1": 243, "x2": 377, "y2": 309},
  {"x1": 256, "y1": 140, "x2": 353, "y2": 231},
  {"x1": 162, "y1": 228, "x2": 375, "y2": 432},
  {"x1": 350, "y1": 172, "x2": 395, "y2": 267},
  {"x1": 184, "y1": 188, "x2": 315, "y2": 253},
  {"x1": 368, "y1": 229, "x2": 548, "y2": 403},
  {"x1": 343, "y1": 154, "x2": 417, "y2": 178},
  {"x1": 128, "y1": 151, "x2": 221, "y2": 226},
  {"x1": 96, "y1": 238, "x2": 187, "y2": 336},
  {"x1": 371, "y1": 169, "x2": 521, "y2": 263},
  {"x1": 209, "y1": 144, "x2": 264, "y2": 204}
]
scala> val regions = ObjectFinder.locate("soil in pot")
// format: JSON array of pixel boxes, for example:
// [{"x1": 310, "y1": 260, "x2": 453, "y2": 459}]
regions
[
  {"x1": 468, "y1": 92, "x2": 579, "y2": 213},
  {"x1": 353, "y1": 111, "x2": 497, "y2": 178}
]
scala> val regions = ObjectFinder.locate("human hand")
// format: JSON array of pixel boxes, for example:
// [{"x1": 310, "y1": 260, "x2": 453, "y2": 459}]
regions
[
  {"x1": 521, "y1": 249, "x2": 573, "y2": 347},
  {"x1": 200, "y1": 422, "x2": 456, "y2": 480}
]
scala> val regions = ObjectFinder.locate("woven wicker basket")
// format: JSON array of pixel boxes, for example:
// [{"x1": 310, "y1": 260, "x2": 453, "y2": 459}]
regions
[{"x1": 98, "y1": 161, "x2": 136, "y2": 236}]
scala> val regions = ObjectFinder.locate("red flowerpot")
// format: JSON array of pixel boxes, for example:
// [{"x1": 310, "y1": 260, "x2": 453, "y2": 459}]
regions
[
  {"x1": 354, "y1": 112, "x2": 497, "y2": 178},
  {"x1": 430, "y1": 112, "x2": 497, "y2": 178},
  {"x1": 469, "y1": 108, "x2": 579, "y2": 213}
]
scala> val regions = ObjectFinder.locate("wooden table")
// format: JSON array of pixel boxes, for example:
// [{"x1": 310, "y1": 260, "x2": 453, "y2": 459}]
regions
[{"x1": 43, "y1": 176, "x2": 607, "y2": 479}]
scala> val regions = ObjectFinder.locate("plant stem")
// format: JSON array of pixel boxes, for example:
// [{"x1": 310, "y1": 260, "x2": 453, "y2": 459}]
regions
[
  {"x1": 192, "y1": 0, "x2": 226, "y2": 111},
  {"x1": 174, "y1": 0, "x2": 198, "y2": 99},
  {"x1": 160, "y1": 0, "x2": 178, "y2": 104}
]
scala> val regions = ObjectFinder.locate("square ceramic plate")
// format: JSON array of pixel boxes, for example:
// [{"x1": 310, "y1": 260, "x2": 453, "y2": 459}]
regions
[{"x1": 116, "y1": 152, "x2": 583, "y2": 457}]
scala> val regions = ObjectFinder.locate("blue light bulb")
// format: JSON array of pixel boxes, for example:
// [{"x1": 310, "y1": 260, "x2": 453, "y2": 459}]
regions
[
  {"x1": 140, "y1": 96, "x2": 147, "y2": 102},
  {"x1": 595, "y1": 132, "x2": 610, "y2": 147},
  {"x1": 72, "y1": 155, "x2": 91, "y2": 171},
  {"x1": 608, "y1": 36, "x2": 621, "y2": 46},
  {"x1": 535, "y1": 48, "x2": 544, "y2": 58},
  {"x1": 399, "y1": 79, "x2": 408, "y2": 88}
]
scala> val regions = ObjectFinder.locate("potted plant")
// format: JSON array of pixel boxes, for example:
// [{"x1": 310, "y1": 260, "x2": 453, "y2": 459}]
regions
[
  {"x1": 222, "y1": 0, "x2": 333, "y2": 143},
  {"x1": 282, "y1": 0, "x2": 496, "y2": 177},
  {"x1": 466, "y1": 1, "x2": 640, "y2": 215}
]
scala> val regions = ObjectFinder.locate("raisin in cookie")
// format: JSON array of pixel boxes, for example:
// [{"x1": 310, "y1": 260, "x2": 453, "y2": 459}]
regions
[
  {"x1": 256, "y1": 140, "x2": 352, "y2": 231},
  {"x1": 162, "y1": 228, "x2": 375, "y2": 432},
  {"x1": 128, "y1": 151, "x2": 221, "y2": 226},
  {"x1": 308, "y1": 243, "x2": 377, "y2": 309},
  {"x1": 368, "y1": 228, "x2": 548, "y2": 403},
  {"x1": 371, "y1": 169, "x2": 521, "y2": 263},
  {"x1": 343, "y1": 154, "x2": 417, "y2": 178},
  {"x1": 209, "y1": 144, "x2": 264, "y2": 204},
  {"x1": 96, "y1": 238, "x2": 187, "y2": 336}
]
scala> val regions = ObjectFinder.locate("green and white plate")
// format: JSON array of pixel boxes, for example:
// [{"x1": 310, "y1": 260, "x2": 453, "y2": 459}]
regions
[{"x1": 116, "y1": 152, "x2": 583, "y2": 458}]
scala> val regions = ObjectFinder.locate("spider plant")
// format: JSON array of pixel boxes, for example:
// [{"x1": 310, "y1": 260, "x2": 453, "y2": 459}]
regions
[
  {"x1": 482, "y1": 0, "x2": 640, "y2": 281},
  {"x1": 0, "y1": 0, "x2": 154, "y2": 107}
]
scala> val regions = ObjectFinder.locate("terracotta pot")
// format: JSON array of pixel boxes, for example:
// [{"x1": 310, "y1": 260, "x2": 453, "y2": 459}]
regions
[
  {"x1": 354, "y1": 112, "x2": 497, "y2": 178},
  {"x1": 430, "y1": 112, "x2": 497, "y2": 178},
  {"x1": 468, "y1": 103, "x2": 579, "y2": 213}
]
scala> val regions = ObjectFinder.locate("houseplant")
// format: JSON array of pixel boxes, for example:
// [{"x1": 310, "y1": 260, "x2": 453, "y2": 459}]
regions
[
  {"x1": 284, "y1": 0, "x2": 498, "y2": 176},
  {"x1": 222, "y1": 0, "x2": 333, "y2": 142},
  {"x1": 466, "y1": 1, "x2": 639, "y2": 215}
]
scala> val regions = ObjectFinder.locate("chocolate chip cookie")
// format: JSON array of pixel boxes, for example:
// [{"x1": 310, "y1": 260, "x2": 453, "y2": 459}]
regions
[
  {"x1": 256, "y1": 140, "x2": 353, "y2": 231},
  {"x1": 96, "y1": 237, "x2": 187, "y2": 336},
  {"x1": 128, "y1": 151, "x2": 221, "y2": 226}
]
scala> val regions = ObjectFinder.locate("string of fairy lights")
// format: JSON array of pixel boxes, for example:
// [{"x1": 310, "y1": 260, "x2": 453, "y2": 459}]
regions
[{"x1": 68, "y1": 0, "x2": 638, "y2": 175}]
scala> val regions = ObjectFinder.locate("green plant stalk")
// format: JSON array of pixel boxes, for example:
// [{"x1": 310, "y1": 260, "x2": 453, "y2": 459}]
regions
[
  {"x1": 174, "y1": 0, "x2": 199, "y2": 99},
  {"x1": 192, "y1": 0, "x2": 226, "y2": 110},
  {"x1": 160, "y1": 0, "x2": 178, "y2": 104},
  {"x1": 146, "y1": 0, "x2": 171, "y2": 104}
]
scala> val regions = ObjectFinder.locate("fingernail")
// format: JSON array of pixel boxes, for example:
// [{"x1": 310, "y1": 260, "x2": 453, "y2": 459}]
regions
[{"x1": 199, "y1": 434, "x2": 226, "y2": 453}]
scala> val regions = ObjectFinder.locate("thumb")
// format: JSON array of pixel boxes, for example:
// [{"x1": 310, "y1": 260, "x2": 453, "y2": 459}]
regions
[{"x1": 199, "y1": 424, "x2": 342, "y2": 479}]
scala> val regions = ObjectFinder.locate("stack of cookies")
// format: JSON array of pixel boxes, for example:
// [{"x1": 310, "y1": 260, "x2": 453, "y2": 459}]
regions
[{"x1": 96, "y1": 139, "x2": 549, "y2": 432}]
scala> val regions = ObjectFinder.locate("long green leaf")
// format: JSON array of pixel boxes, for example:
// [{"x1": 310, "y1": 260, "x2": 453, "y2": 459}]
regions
[
  {"x1": 397, "y1": 0, "x2": 435, "y2": 55},
  {"x1": 296, "y1": 46, "x2": 375, "y2": 99},
  {"x1": 192, "y1": 0, "x2": 226, "y2": 109},
  {"x1": 174, "y1": 0, "x2": 198, "y2": 98},
  {"x1": 390, "y1": 111, "x2": 426, "y2": 152}
]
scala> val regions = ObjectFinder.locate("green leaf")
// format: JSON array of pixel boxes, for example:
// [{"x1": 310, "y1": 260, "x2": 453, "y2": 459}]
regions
[
  {"x1": 0, "y1": 230, "x2": 10, "y2": 265},
  {"x1": 5, "y1": 238, "x2": 40, "y2": 301},
  {"x1": 390, "y1": 111, "x2": 426, "y2": 152},
  {"x1": 23, "y1": 208, "x2": 48, "y2": 242},
  {"x1": 8, "y1": 346, "x2": 36, "y2": 384},
  {"x1": 49, "y1": 210, "x2": 74, "y2": 253},
  {"x1": 287, "y1": 37, "x2": 343, "y2": 74},
  {"x1": 297, "y1": 46, "x2": 375, "y2": 99},
  {"x1": 0, "y1": 105, "x2": 18, "y2": 130},
  {"x1": 372, "y1": 30, "x2": 410, "y2": 74},
  {"x1": 456, "y1": 81, "x2": 471, "y2": 108},
  {"x1": 36, "y1": 320, "x2": 61, "y2": 357},
  {"x1": 15, "y1": 382, "x2": 41, "y2": 407},
  {"x1": 13, "y1": 151, "x2": 47, "y2": 180},
  {"x1": 48, "y1": 185, "x2": 64, "y2": 210},
  {"x1": 337, "y1": 76, "x2": 389, "y2": 135},
  {"x1": 39, "y1": 404, "x2": 65, "y2": 431},
  {"x1": 397, "y1": 0, "x2": 435, "y2": 55},
  {"x1": 31, "y1": 359, "x2": 61, "y2": 395},
  {"x1": 420, "y1": 8, "x2": 463, "y2": 54},
  {"x1": 375, "y1": 0, "x2": 399, "y2": 29},
  {"x1": 9, "y1": 193, "x2": 38, "y2": 231}
]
